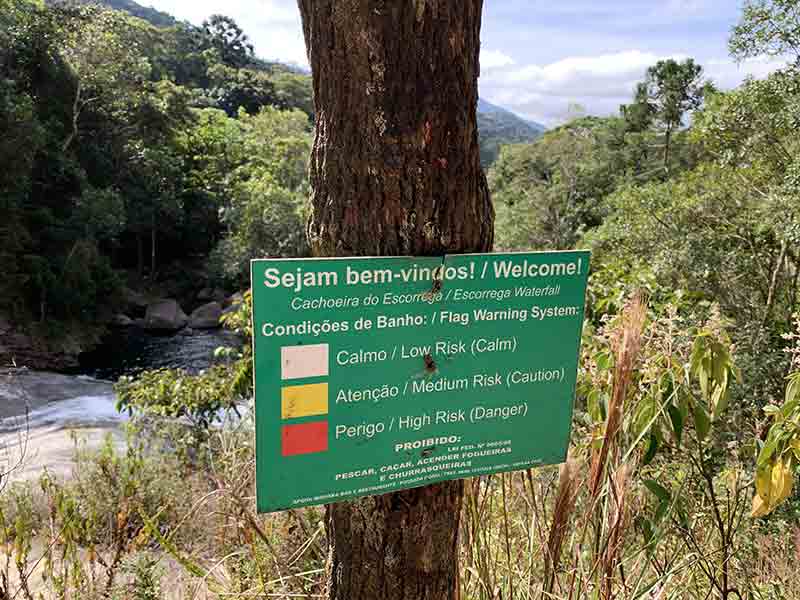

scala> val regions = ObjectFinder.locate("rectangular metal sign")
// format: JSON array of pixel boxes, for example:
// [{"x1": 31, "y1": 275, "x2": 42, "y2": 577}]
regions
[{"x1": 251, "y1": 251, "x2": 590, "y2": 513}]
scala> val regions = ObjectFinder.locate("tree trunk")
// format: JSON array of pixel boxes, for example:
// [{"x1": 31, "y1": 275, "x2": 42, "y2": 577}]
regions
[
  {"x1": 62, "y1": 79, "x2": 81, "y2": 154},
  {"x1": 137, "y1": 232, "x2": 143, "y2": 278},
  {"x1": 150, "y1": 213, "x2": 156, "y2": 277},
  {"x1": 297, "y1": 2, "x2": 493, "y2": 599},
  {"x1": 299, "y1": 0, "x2": 493, "y2": 258}
]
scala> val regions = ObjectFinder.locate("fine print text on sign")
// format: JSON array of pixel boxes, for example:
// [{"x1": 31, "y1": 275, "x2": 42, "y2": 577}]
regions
[{"x1": 251, "y1": 251, "x2": 590, "y2": 513}]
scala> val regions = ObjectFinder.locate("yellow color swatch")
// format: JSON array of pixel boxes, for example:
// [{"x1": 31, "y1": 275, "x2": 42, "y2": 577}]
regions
[{"x1": 281, "y1": 383, "x2": 328, "y2": 420}]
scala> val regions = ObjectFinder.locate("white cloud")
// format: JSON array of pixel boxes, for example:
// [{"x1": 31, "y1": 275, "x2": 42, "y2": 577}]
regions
[
  {"x1": 480, "y1": 50, "x2": 665, "y2": 124},
  {"x1": 144, "y1": 1, "x2": 787, "y2": 126},
  {"x1": 480, "y1": 51, "x2": 786, "y2": 126},
  {"x1": 704, "y1": 56, "x2": 787, "y2": 89},
  {"x1": 481, "y1": 49, "x2": 515, "y2": 71},
  {"x1": 146, "y1": 0, "x2": 308, "y2": 67}
]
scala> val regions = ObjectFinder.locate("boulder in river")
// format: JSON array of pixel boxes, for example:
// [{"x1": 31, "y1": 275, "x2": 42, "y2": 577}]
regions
[
  {"x1": 0, "y1": 331, "x2": 84, "y2": 371},
  {"x1": 110, "y1": 314, "x2": 134, "y2": 328},
  {"x1": 223, "y1": 292, "x2": 243, "y2": 308},
  {"x1": 197, "y1": 287, "x2": 225, "y2": 302},
  {"x1": 190, "y1": 301, "x2": 223, "y2": 329},
  {"x1": 121, "y1": 287, "x2": 149, "y2": 317},
  {"x1": 144, "y1": 299, "x2": 189, "y2": 332}
]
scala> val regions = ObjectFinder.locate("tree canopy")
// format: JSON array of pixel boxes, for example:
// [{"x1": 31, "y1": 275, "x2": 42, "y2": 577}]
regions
[{"x1": 0, "y1": 0, "x2": 313, "y2": 327}]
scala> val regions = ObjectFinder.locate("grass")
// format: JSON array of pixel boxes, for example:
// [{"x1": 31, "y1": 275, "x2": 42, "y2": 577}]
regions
[{"x1": 3, "y1": 299, "x2": 800, "y2": 599}]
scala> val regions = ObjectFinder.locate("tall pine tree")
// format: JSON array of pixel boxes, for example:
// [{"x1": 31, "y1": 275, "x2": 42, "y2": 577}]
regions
[{"x1": 297, "y1": 1, "x2": 494, "y2": 598}]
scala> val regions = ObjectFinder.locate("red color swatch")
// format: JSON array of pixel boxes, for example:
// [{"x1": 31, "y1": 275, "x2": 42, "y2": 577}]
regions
[{"x1": 281, "y1": 421, "x2": 329, "y2": 457}]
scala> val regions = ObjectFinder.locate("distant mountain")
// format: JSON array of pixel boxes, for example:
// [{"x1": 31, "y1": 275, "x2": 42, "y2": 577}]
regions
[
  {"x1": 477, "y1": 99, "x2": 546, "y2": 167},
  {"x1": 46, "y1": 0, "x2": 177, "y2": 28},
  {"x1": 48, "y1": 0, "x2": 542, "y2": 168}
]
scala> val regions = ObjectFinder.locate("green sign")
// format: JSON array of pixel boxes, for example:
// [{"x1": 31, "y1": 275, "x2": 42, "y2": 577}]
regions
[{"x1": 251, "y1": 251, "x2": 590, "y2": 513}]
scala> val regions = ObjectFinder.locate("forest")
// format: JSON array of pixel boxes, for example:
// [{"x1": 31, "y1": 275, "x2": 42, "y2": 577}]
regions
[
  {"x1": 1, "y1": 0, "x2": 312, "y2": 363},
  {"x1": 1, "y1": 0, "x2": 800, "y2": 598}
]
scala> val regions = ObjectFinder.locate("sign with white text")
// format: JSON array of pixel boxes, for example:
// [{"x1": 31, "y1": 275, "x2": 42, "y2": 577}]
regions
[{"x1": 251, "y1": 251, "x2": 590, "y2": 513}]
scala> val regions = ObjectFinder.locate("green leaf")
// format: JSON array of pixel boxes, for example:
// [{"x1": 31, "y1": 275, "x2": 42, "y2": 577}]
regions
[
  {"x1": 643, "y1": 431, "x2": 659, "y2": 465},
  {"x1": 643, "y1": 479, "x2": 671, "y2": 504},
  {"x1": 644, "y1": 479, "x2": 672, "y2": 524},
  {"x1": 711, "y1": 384, "x2": 729, "y2": 421},
  {"x1": 634, "y1": 391, "x2": 658, "y2": 438},
  {"x1": 667, "y1": 403, "x2": 684, "y2": 447},
  {"x1": 698, "y1": 366, "x2": 709, "y2": 402},
  {"x1": 689, "y1": 334, "x2": 706, "y2": 374},
  {"x1": 757, "y1": 430, "x2": 783, "y2": 466},
  {"x1": 692, "y1": 402, "x2": 711, "y2": 442},
  {"x1": 635, "y1": 515, "x2": 654, "y2": 547},
  {"x1": 587, "y1": 389, "x2": 605, "y2": 423},
  {"x1": 787, "y1": 373, "x2": 800, "y2": 405},
  {"x1": 711, "y1": 344, "x2": 727, "y2": 385},
  {"x1": 655, "y1": 498, "x2": 670, "y2": 524}
]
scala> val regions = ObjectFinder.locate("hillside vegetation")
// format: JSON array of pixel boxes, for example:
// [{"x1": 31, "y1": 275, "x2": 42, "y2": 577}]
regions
[
  {"x1": 1, "y1": 0, "x2": 312, "y2": 366},
  {"x1": 46, "y1": 0, "x2": 177, "y2": 27},
  {"x1": 477, "y1": 98, "x2": 545, "y2": 166},
  {"x1": 0, "y1": 0, "x2": 540, "y2": 359}
]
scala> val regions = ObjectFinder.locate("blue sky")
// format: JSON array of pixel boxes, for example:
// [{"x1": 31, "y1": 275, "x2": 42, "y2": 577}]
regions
[{"x1": 144, "y1": 0, "x2": 784, "y2": 125}]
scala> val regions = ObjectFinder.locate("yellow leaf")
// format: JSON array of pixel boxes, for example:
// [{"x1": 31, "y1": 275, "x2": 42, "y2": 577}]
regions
[
  {"x1": 772, "y1": 457, "x2": 794, "y2": 506},
  {"x1": 792, "y1": 438, "x2": 800, "y2": 461},
  {"x1": 723, "y1": 468, "x2": 738, "y2": 493},
  {"x1": 751, "y1": 493, "x2": 770, "y2": 518},
  {"x1": 752, "y1": 456, "x2": 796, "y2": 518},
  {"x1": 755, "y1": 465, "x2": 772, "y2": 499}
]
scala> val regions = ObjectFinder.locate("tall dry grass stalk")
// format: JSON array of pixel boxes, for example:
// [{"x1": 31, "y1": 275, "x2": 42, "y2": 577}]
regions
[
  {"x1": 559, "y1": 292, "x2": 647, "y2": 600},
  {"x1": 588, "y1": 293, "x2": 647, "y2": 500},
  {"x1": 543, "y1": 459, "x2": 579, "y2": 596},
  {"x1": 600, "y1": 464, "x2": 631, "y2": 600}
]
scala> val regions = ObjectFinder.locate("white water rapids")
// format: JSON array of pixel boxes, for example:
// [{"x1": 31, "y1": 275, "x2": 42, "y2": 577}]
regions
[
  {"x1": 0, "y1": 329, "x2": 240, "y2": 482},
  {"x1": 0, "y1": 372, "x2": 126, "y2": 481}
]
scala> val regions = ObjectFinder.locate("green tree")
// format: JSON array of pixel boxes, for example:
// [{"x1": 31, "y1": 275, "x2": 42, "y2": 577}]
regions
[
  {"x1": 0, "y1": 0, "x2": 323, "y2": 341},
  {"x1": 730, "y1": 0, "x2": 800, "y2": 61},
  {"x1": 208, "y1": 106, "x2": 312, "y2": 286},
  {"x1": 200, "y1": 14, "x2": 254, "y2": 69},
  {"x1": 0, "y1": 0, "x2": 125, "y2": 322},
  {"x1": 692, "y1": 70, "x2": 800, "y2": 346},
  {"x1": 588, "y1": 158, "x2": 796, "y2": 403},
  {"x1": 270, "y1": 70, "x2": 314, "y2": 118},
  {"x1": 59, "y1": 5, "x2": 152, "y2": 152},
  {"x1": 121, "y1": 81, "x2": 194, "y2": 276},
  {"x1": 623, "y1": 58, "x2": 709, "y2": 170},
  {"x1": 207, "y1": 63, "x2": 278, "y2": 116},
  {"x1": 490, "y1": 118, "x2": 613, "y2": 251}
]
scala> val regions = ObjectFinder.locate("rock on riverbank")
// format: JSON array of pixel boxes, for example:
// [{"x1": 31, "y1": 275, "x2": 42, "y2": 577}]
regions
[
  {"x1": 144, "y1": 299, "x2": 189, "y2": 332},
  {"x1": 0, "y1": 368, "x2": 114, "y2": 420},
  {"x1": 0, "y1": 319, "x2": 104, "y2": 372}
]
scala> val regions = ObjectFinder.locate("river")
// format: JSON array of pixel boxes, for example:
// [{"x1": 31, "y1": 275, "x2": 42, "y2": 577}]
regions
[{"x1": 0, "y1": 328, "x2": 240, "y2": 482}]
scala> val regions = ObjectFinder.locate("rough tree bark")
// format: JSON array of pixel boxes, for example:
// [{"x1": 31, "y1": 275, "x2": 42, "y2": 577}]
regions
[{"x1": 297, "y1": 1, "x2": 493, "y2": 599}]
